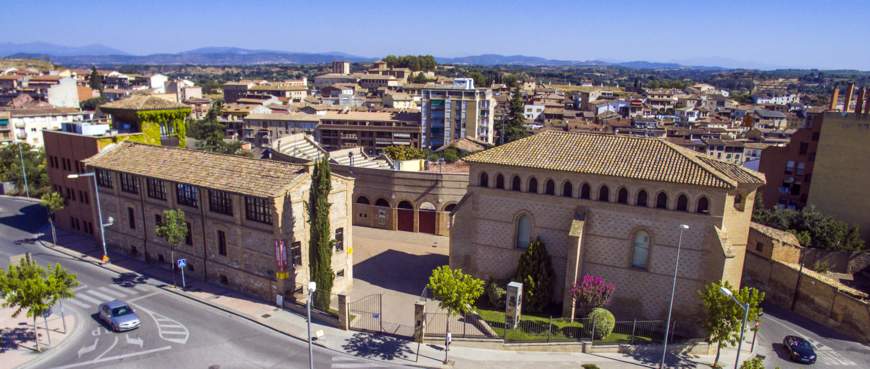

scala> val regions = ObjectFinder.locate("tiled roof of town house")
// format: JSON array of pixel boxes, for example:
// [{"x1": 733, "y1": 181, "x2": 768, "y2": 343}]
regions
[
  {"x1": 99, "y1": 95, "x2": 189, "y2": 111},
  {"x1": 84, "y1": 142, "x2": 308, "y2": 198},
  {"x1": 463, "y1": 130, "x2": 765, "y2": 189}
]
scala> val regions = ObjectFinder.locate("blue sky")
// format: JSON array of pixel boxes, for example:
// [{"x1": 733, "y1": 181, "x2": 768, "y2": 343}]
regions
[{"x1": 2, "y1": 0, "x2": 869, "y2": 69}]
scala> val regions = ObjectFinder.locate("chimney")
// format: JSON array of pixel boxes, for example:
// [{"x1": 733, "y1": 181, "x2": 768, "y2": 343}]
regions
[
  {"x1": 829, "y1": 84, "x2": 840, "y2": 111},
  {"x1": 843, "y1": 82, "x2": 856, "y2": 112},
  {"x1": 857, "y1": 87, "x2": 866, "y2": 115}
]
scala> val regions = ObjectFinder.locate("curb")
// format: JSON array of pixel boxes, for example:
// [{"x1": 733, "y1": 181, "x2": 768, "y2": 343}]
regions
[
  {"x1": 15, "y1": 314, "x2": 84, "y2": 369},
  {"x1": 31, "y1": 240, "x2": 445, "y2": 369}
]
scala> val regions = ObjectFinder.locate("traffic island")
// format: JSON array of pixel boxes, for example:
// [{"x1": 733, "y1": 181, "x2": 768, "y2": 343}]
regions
[{"x1": 0, "y1": 304, "x2": 78, "y2": 368}]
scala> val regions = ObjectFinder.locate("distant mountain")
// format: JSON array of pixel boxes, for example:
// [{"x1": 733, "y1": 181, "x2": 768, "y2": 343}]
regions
[
  {"x1": 0, "y1": 42, "x2": 128, "y2": 57},
  {"x1": 672, "y1": 56, "x2": 789, "y2": 70},
  {"x1": 436, "y1": 54, "x2": 603, "y2": 66}
]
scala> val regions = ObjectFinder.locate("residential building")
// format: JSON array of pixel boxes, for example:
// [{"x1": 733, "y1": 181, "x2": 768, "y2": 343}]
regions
[
  {"x1": 383, "y1": 92, "x2": 415, "y2": 109},
  {"x1": 524, "y1": 104, "x2": 545, "y2": 121},
  {"x1": 704, "y1": 139, "x2": 745, "y2": 164},
  {"x1": 752, "y1": 91, "x2": 799, "y2": 105},
  {"x1": 3, "y1": 107, "x2": 87, "y2": 147},
  {"x1": 82, "y1": 142, "x2": 355, "y2": 301},
  {"x1": 240, "y1": 113, "x2": 319, "y2": 147},
  {"x1": 451, "y1": 131, "x2": 765, "y2": 328},
  {"x1": 46, "y1": 77, "x2": 80, "y2": 108},
  {"x1": 758, "y1": 112, "x2": 822, "y2": 210},
  {"x1": 149, "y1": 74, "x2": 169, "y2": 94},
  {"x1": 249, "y1": 83, "x2": 308, "y2": 101},
  {"x1": 0, "y1": 111, "x2": 12, "y2": 144},
  {"x1": 316, "y1": 111, "x2": 422, "y2": 152},
  {"x1": 752, "y1": 109, "x2": 788, "y2": 130},
  {"x1": 332, "y1": 61, "x2": 351, "y2": 75},
  {"x1": 98, "y1": 95, "x2": 191, "y2": 147},
  {"x1": 223, "y1": 81, "x2": 255, "y2": 103},
  {"x1": 421, "y1": 78, "x2": 496, "y2": 148}
]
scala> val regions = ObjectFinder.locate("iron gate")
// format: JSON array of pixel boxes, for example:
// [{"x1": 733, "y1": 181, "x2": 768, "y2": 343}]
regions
[{"x1": 348, "y1": 294, "x2": 383, "y2": 333}]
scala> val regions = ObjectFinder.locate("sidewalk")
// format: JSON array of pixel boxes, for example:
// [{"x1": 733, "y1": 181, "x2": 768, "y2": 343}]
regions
[
  {"x1": 1, "y1": 304, "x2": 77, "y2": 369},
  {"x1": 32, "y1": 224, "x2": 755, "y2": 369}
]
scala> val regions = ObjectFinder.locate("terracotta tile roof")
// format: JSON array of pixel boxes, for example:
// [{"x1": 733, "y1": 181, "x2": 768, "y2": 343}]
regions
[
  {"x1": 100, "y1": 95, "x2": 189, "y2": 111},
  {"x1": 84, "y1": 142, "x2": 307, "y2": 198},
  {"x1": 464, "y1": 130, "x2": 765, "y2": 189}
]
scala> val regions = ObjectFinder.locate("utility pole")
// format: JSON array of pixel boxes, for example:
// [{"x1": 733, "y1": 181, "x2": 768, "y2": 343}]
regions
[{"x1": 18, "y1": 143, "x2": 30, "y2": 197}]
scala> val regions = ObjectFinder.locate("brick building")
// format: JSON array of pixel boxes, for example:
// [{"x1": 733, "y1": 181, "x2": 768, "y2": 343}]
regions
[
  {"x1": 757, "y1": 112, "x2": 822, "y2": 209},
  {"x1": 83, "y1": 142, "x2": 355, "y2": 301},
  {"x1": 450, "y1": 131, "x2": 765, "y2": 329}
]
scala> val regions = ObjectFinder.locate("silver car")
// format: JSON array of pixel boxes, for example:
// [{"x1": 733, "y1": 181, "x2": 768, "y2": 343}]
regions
[{"x1": 98, "y1": 300, "x2": 141, "y2": 332}]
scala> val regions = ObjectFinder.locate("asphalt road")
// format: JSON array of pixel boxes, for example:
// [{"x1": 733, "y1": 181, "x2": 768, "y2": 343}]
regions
[{"x1": 0, "y1": 196, "x2": 409, "y2": 369}]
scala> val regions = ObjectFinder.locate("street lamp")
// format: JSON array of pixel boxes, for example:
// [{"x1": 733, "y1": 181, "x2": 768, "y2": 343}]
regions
[
  {"x1": 67, "y1": 173, "x2": 113, "y2": 263},
  {"x1": 18, "y1": 143, "x2": 30, "y2": 197},
  {"x1": 660, "y1": 224, "x2": 689, "y2": 369},
  {"x1": 720, "y1": 286, "x2": 750, "y2": 369},
  {"x1": 307, "y1": 281, "x2": 316, "y2": 369}
]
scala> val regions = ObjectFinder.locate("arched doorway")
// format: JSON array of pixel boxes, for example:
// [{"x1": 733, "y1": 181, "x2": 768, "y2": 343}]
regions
[
  {"x1": 397, "y1": 201, "x2": 414, "y2": 232},
  {"x1": 418, "y1": 202, "x2": 437, "y2": 234}
]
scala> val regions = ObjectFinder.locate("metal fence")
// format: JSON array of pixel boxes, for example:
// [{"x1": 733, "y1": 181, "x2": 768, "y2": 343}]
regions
[
  {"x1": 477, "y1": 314, "x2": 672, "y2": 345},
  {"x1": 423, "y1": 312, "x2": 495, "y2": 338}
]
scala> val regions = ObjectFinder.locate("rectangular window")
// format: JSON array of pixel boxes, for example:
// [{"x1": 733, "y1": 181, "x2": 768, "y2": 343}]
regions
[
  {"x1": 218, "y1": 230, "x2": 227, "y2": 256},
  {"x1": 756, "y1": 242, "x2": 764, "y2": 252},
  {"x1": 244, "y1": 196, "x2": 272, "y2": 224},
  {"x1": 96, "y1": 169, "x2": 113, "y2": 188},
  {"x1": 334, "y1": 227, "x2": 344, "y2": 251},
  {"x1": 128, "y1": 207, "x2": 135, "y2": 229},
  {"x1": 290, "y1": 241, "x2": 302, "y2": 266},
  {"x1": 799, "y1": 142, "x2": 808, "y2": 155},
  {"x1": 785, "y1": 160, "x2": 795, "y2": 174},
  {"x1": 119, "y1": 173, "x2": 139, "y2": 194},
  {"x1": 185, "y1": 222, "x2": 192, "y2": 245},
  {"x1": 154, "y1": 214, "x2": 162, "y2": 226},
  {"x1": 146, "y1": 178, "x2": 166, "y2": 200},
  {"x1": 176, "y1": 184, "x2": 199, "y2": 208},
  {"x1": 208, "y1": 190, "x2": 233, "y2": 216}
]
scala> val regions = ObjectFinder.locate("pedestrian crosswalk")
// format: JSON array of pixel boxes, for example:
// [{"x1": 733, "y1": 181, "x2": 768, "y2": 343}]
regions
[
  {"x1": 64, "y1": 283, "x2": 151, "y2": 310},
  {"x1": 329, "y1": 355, "x2": 400, "y2": 369}
]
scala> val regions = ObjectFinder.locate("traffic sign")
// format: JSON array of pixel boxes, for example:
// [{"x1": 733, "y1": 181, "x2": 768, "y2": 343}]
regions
[{"x1": 177, "y1": 258, "x2": 187, "y2": 269}]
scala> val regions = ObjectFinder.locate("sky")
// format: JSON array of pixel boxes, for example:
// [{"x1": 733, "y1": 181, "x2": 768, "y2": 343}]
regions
[{"x1": 1, "y1": 0, "x2": 869, "y2": 70}]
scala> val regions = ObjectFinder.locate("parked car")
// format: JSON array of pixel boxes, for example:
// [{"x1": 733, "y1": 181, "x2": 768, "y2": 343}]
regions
[
  {"x1": 98, "y1": 300, "x2": 141, "y2": 332},
  {"x1": 783, "y1": 335, "x2": 816, "y2": 364}
]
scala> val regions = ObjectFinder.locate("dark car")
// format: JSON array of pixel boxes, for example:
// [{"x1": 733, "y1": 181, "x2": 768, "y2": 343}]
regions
[
  {"x1": 783, "y1": 335, "x2": 816, "y2": 364},
  {"x1": 98, "y1": 300, "x2": 141, "y2": 332}
]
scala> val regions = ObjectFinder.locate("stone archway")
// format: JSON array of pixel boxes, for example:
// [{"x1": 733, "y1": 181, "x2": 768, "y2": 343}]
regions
[{"x1": 397, "y1": 201, "x2": 414, "y2": 232}]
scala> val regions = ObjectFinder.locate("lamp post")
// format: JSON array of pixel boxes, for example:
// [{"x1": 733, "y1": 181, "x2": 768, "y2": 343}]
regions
[
  {"x1": 17, "y1": 143, "x2": 30, "y2": 197},
  {"x1": 67, "y1": 173, "x2": 113, "y2": 263},
  {"x1": 307, "y1": 281, "x2": 316, "y2": 369},
  {"x1": 660, "y1": 224, "x2": 689, "y2": 369},
  {"x1": 720, "y1": 286, "x2": 750, "y2": 369}
]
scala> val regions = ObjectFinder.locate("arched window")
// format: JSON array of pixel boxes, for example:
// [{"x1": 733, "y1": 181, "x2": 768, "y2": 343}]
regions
[
  {"x1": 697, "y1": 196, "x2": 709, "y2": 214},
  {"x1": 528, "y1": 177, "x2": 538, "y2": 194},
  {"x1": 515, "y1": 214, "x2": 532, "y2": 249},
  {"x1": 632, "y1": 231, "x2": 651, "y2": 269},
  {"x1": 544, "y1": 180, "x2": 555, "y2": 195},
  {"x1": 444, "y1": 203, "x2": 457, "y2": 213},
  {"x1": 496, "y1": 174, "x2": 505, "y2": 189},
  {"x1": 617, "y1": 188, "x2": 629, "y2": 204},
  {"x1": 356, "y1": 196, "x2": 370, "y2": 204},
  {"x1": 562, "y1": 181, "x2": 573, "y2": 197},
  {"x1": 580, "y1": 183, "x2": 591, "y2": 199},
  {"x1": 512, "y1": 176, "x2": 522, "y2": 191},
  {"x1": 375, "y1": 198, "x2": 390, "y2": 207},
  {"x1": 398, "y1": 201, "x2": 413, "y2": 209},
  {"x1": 636, "y1": 190, "x2": 648, "y2": 207},
  {"x1": 479, "y1": 172, "x2": 489, "y2": 188},
  {"x1": 598, "y1": 185, "x2": 610, "y2": 202},
  {"x1": 656, "y1": 192, "x2": 668, "y2": 209},
  {"x1": 676, "y1": 194, "x2": 689, "y2": 212}
]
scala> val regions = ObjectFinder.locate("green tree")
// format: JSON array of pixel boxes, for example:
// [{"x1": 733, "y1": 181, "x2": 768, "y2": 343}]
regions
[
  {"x1": 740, "y1": 356, "x2": 765, "y2": 369},
  {"x1": 0, "y1": 143, "x2": 49, "y2": 197},
  {"x1": 753, "y1": 206, "x2": 865, "y2": 251},
  {"x1": 80, "y1": 96, "x2": 108, "y2": 111},
  {"x1": 47, "y1": 263, "x2": 79, "y2": 333},
  {"x1": 411, "y1": 72, "x2": 429, "y2": 84},
  {"x1": 502, "y1": 87, "x2": 528, "y2": 144},
  {"x1": 426, "y1": 265, "x2": 484, "y2": 363},
  {"x1": 40, "y1": 191, "x2": 64, "y2": 248},
  {"x1": 0, "y1": 258, "x2": 73, "y2": 352},
  {"x1": 515, "y1": 239, "x2": 554, "y2": 313},
  {"x1": 88, "y1": 66, "x2": 102, "y2": 91},
  {"x1": 382, "y1": 145, "x2": 426, "y2": 160},
  {"x1": 466, "y1": 70, "x2": 489, "y2": 88},
  {"x1": 154, "y1": 209, "x2": 188, "y2": 287},
  {"x1": 699, "y1": 281, "x2": 765, "y2": 368},
  {"x1": 307, "y1": 156, "x2": 334, "y2": 311}
]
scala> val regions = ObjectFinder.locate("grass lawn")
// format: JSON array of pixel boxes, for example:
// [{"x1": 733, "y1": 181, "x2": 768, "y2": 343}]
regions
[{"x1": 476, "y1": 307, "x2": 653, "y2": 344}]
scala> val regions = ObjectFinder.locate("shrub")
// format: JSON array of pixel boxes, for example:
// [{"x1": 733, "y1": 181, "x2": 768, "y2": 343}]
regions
[
  {"x1": 570, "y1": 274, "x2": 616, "y2": 316},
  {"x1": 515, "y1": 239, "x2": 554, "y2": 313},
  {"x1": 740, "y1": 356, "x2": 765, "y2": 369},
  {"x1": 485, "y1": 279, "x2": 506, "y2": 307},
  {"x1": 588, "y1": 308, "x2": 615, "y2": 339}
]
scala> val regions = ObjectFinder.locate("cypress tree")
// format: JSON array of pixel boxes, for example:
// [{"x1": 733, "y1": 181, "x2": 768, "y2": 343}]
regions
[
  {"x1": 308, "y1": 155, "x2": 334, "y2": 310},
  {"x1": 515, "y1": 238, "x2": 554, "y2": 313}
]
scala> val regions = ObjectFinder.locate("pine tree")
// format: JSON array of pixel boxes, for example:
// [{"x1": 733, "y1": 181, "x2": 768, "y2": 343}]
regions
[
  {"x1": 502, "y1": 87, "x2": 528, "y2": 144},
  {"x1": 88, "y1": 66, "x2": 103, "y2": 91},
  {"x1": 515, "y1": 238, "x2": 554, "y2": 313},
  {"x1": 308, "y1": 156, "x2": 334, "y2": 311}
]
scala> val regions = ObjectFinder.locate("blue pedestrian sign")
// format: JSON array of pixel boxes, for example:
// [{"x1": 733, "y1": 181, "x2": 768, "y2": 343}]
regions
[{"x1": 177, "y1": 258, "x2": 187, "y2": 269}]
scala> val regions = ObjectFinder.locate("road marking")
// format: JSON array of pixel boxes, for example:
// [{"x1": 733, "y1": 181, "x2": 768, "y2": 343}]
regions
[
  {"x1": 125, "y1": 334, "x2": 143, "y2": 348},
  {"x1": 134, "y1": 305, "x2": 190, "y2": 344},
  {"x1": 132, "y1": 283, "x2": 151, "y2": 292},
  {"x1": 107, "y1": 284, "x2": 135, "y2": 295},
  {"x1": 77, "y1": 338, "x2": 99, "y2": 358},
  {"x1": 84, "y1": 289, "x2": 115, "y2": 302},
  {"x1": 66, "y1": 298, "x2": 90, "y2": 309},
  {"x1": 127, "y1": 291, "x2": 158, "y2": 303},
  {"x1": 97, "y1": 286, "x2": 128, "y2": 299},
  {"x1": 74, "y1": 292, "x2": 102, "y2": 306},
  {"x1": 95, "y1": 336, "x2": 119, "y2": 360},
  {"x1": 765, "y1": 315, "x2": 857, "y2": 366},
  {"x1": 331, "y1": 364, "x2": 375, "y2": 368},
  {"x1": 73, "y1": 284, "x2": 88, "y2": 291},
  {"x1": 49, "y1": 345, "x2": 172, "y2": 369}
]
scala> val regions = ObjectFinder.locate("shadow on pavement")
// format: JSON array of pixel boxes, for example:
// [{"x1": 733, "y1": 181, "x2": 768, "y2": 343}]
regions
[
  {"x1": 0, "y1": 326, "x2": 36, "y2": 353},
  {"x1": 597, "y1": 344, "x2": 701, "y2": 369},
  {"x1": 341, "y1": 332, "x2": 416, "y2": 361},
  {"x1": 0, "y1": 203, "x2": 47, "y2": 233},
  {"x1": 353, "y1": 249, "x2": 447, "y2": 296}
]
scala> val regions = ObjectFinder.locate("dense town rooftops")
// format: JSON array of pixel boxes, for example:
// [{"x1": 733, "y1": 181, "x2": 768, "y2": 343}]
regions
[
  {"x1": 464, "y1": 130, "x2": 765, "y2": 189},
  {"x1": 244, "y1": 113, "x2": 320, "y2": 122},
  {"x1": 99, "y1": 95, "x2": 189, "y2": 111},
  {"x1": 84, "y1": 142, "x2": 307, "y2": 198}
]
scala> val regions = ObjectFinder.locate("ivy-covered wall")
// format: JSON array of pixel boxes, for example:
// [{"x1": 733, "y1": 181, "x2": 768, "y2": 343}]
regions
[{"x1": 128, "y1": 109, "x2": 191, "y2": 147}]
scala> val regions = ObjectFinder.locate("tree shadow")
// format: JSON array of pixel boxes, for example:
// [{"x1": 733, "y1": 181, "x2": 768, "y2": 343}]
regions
[
  {"x1": 0, "y1": 325, "x2": 36, "y2": 353},
  {"x1": 598, "y1": 344, "x2": 701, "y2": 369},
  {"x1": 341, "y1": 331, "x2": 416, "y2": 361},
  {"x1": 0, "y1": 203, "x2": 47, "y2": 233}
]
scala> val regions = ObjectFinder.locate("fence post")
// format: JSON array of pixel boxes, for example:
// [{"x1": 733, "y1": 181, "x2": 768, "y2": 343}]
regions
[
  {"x1": 463, "y1": 313, "x2": 467, "y2": 338},
  {"x1": 670, "y1": 320, "x2": 676, "y2": 343},
  {"x1": 337, "y1": 294, "x2": 349, "y2": 330},
  {"x1": 547, "y1": 316, "x2": 552, "y2": 343},
  {"x1": 591, "y1": 318, "x2": 596, "y2": 346},
  {"x1": 379, "y1": 294, "x2": 384, "y2": 333},
  {"x1": 630, "y1": 319, "x2": 637, "y2": 345}
]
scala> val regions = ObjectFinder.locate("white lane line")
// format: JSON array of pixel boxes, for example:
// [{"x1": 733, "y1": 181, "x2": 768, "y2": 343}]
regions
[
  {"x1": 126, "y1": 291, "x2": 158, "y2": 303},
  {"x1": 73, "y1": 284, "x2": 88, "y2": 291},
  {"x1": 65, "y1": 299, "x2": 90, "y2": 309},
  {"x1": 132, "y1": 283, "x2": 151, "y2": 292},
  {"x1": 74, "y1": 293, "x2": 102, "y2": 306},
  {"x1": 94, "y1": 336, "x2": 119, "y2": 360},
  {"x1": 107, "y1": 284, "x2": 135, "y2": 296},
  {"x1": 49, "y1": 345, "x2": 172, "y2": 369},
  {"x1": 83, "y1": 289, "x2": 115, "y2": 302},
  {"x1": 765, "y1": 316, "x2": 856, "y2": 366},
  {"x1": 97, "y1": 286, "x2": 128, "y2": 299}
]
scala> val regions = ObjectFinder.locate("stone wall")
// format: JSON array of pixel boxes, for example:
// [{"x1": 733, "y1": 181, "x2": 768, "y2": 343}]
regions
[{"x1": 743, "y1": 251, "x2": 870, "y2": 343}]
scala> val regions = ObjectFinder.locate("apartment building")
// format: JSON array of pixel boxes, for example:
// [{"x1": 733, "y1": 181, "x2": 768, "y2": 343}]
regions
[
  {"x1": 2, "y1": 107, "x2": 88, "y2": 147},
  {"x1": 240, "y1": 113, "x2": 319, "y2": 147},
  {"x1": 0, "y1": 111, "x2": 12, "y2": 144},
  {"x1": 83, "y1": 142, "x2": 355, "y2": 301},
  {"x1": 332, "y1": 61, "x2": 351, "y2": 75},
  {"x1": 420, "y1": 78, "x2": 496, "y2": 148},
  {"x1": 315, "y1": 111, "x2": 422, "y2": 153}
]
